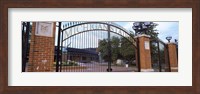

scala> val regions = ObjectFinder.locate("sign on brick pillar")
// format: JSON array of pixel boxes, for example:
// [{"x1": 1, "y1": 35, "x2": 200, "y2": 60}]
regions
[
  {"x1": 167, "y1": 43, "x2": 178, "y2": 72},
  {"x1": 135, "y1": 34, "x2": 153, "y2": 72},
  {"x1": 28, "y1": 22, "x2": 56, "y2": 72}
]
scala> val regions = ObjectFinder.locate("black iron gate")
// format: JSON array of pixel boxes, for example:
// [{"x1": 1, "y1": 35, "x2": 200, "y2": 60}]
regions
[
  {"x1": 55, "y1": 22, "x2": 139, "y2": 72},
  {"x1": 150, "y1": 39, "x2": 171, "y2": 72},
  {"x1": 22, "y1": 22, "x2": 31, "y2": 72}
]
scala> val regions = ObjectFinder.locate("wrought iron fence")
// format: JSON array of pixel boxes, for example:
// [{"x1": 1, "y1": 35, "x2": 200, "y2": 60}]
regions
[
  {"x1": 56, "y1": 22, "x2": 138, "y2": 72},
  {"x1": 22, "y1": 22, "x2": 32, "y2": 72},
  {"x1": 150, "y1": 39, "x2": 171, "y2": 72}
]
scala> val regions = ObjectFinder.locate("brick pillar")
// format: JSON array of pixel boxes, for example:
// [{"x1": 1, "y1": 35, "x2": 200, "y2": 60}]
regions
[
  {"x1": 167, "y1": 43, "x2": 178, "y2": 72},
  {"x1": 28, "y1": 22, "x2": 56, "y2": 72},
  {"x1": 136, "y1": 34, "x2": 153, "y2": 72}
]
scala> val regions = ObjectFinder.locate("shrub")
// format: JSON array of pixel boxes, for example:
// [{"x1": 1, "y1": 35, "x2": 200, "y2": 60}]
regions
[{"x1": 53, "y1": 61, "x2": 78, "y2": 66}]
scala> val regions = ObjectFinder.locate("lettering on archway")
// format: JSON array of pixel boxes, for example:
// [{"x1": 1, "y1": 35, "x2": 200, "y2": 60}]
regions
[{"x1": 62, "y1": 22, "x2": 137, "y2": 47}]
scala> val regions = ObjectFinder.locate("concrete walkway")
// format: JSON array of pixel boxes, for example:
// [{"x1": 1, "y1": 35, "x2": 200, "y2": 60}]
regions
[{"x1": 59, "y1": 62, "x2": 137, "y2": 72}]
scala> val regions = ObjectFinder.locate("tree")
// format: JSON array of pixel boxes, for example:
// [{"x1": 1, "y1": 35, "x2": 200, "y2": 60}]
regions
[
  {"x1": 98, "y1": 39, "x2": 110, "y2": 62},
  {"x1": 133, "y1": 22, "x2": 158, "y2": 39},
  {"x1": 98, "y1": 33, "x2": 136, "y2": 64},
  {"x1": 120, "y1": 37, "x2": 135, "y2": 62},
  {"x1": 110, "y1": 36, "x2": 120, "y2": 62}
]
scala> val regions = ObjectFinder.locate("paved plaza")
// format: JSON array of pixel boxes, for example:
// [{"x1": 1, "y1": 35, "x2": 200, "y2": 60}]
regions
[{"x1": 54, "y1": 62, "x2": 137, "y2": 72}]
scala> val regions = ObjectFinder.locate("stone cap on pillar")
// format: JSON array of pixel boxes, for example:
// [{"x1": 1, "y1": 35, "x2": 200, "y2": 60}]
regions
[
  {"x1": 134, "y1": 34, "x2": 150, "y2": 38},
  {"x1": 166, "y1": 42, "x2": 177, "y2": 45}
]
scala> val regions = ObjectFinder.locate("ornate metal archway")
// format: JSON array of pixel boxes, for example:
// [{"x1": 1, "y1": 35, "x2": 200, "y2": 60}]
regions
[
  {"x1": 62, "y1": 22, "x2": 137, "y2": 47},
  {"x1": 55, "y1": 22, "x2": 139, "y2": 72}
]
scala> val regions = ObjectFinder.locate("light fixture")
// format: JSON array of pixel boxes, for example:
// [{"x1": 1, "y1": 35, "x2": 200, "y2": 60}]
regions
[
  {"x1": 175, "y1": 39, "x2": 178, "y2": 43},
  {"x1": 166, "y1": 36, "x2": 172, "y2": 43}
]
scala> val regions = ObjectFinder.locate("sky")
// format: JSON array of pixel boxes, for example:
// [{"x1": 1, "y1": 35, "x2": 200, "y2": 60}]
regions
[
  {"x1": 115, "y1": 22, "x2": 179, "y2": 43},
  {"x1": 55, "y1": 22, "x2": 178, "y2": 48}
]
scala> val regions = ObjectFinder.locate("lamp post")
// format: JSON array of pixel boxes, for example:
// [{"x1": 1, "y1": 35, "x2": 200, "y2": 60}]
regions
[
  {"x1": 175, "y1": 39, "x2": 178, "y2": 44},
  {"x1": 166, "y1": 36, "x2": 172, "y2": 43}
]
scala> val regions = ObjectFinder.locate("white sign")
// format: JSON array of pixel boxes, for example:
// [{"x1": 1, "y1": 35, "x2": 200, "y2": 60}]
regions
[
  {"x1": 144, "y1": 41, "x2": 150, "y2": 50},
  {"x1": 35, "y1": 22, "x2": 54, "y2": 37}
]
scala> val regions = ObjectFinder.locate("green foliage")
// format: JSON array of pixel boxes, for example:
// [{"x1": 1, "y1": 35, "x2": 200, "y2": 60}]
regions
[
  {"x1": 111, "y1": 36, "x2": 120, "y2": 61},
  {"x1": 134, "y1": 22, "x2": 159, "y2": 39},
  {"x1": 98, "y1": 34, "x2": 135, "y2": 63},
  {"x1": 98, "y1": 39, "x2": 110, "y2": 62},
  {"x1": 98, "y1": 22, "x2": 161, "y2": 66},
  {"x1": 150, "y1": 42, "x2": 166, "y2": 68},
  {"x1": 63, "y1": 61, "x2": 78, "y2": 66},
  {"x1": 53, "y1": 61, "x2": 78, "y2": 66},
  {"x1": 150, "y1": 42, "x2": 158, "y2": 67},
  {"x1": 120, "y1": 37, "x2": 135, "y2": 61}
]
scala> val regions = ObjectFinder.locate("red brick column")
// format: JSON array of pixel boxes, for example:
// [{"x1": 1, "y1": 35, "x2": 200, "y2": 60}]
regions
[
  {"x1": 136, "y1": 34, "x2": 153, "y2": 72},
  {"x1": 28, "y1": 22, "x2": 56, "y2": 72},
  {"x1": 167, "y1": 43, "x2": 178, "y2": 72}
]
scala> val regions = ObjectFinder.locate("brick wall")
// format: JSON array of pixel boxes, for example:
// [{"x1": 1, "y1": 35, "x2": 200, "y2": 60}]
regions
[
  {"x1": 137, "y1": 35, "x2": 152, "y2": 69},
  {"x1": 28, "y1": 22, "x2": 56, "y2": 72},
  {"x1": 168, "y1": 43, "x2": 178, "y2": 72}
]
